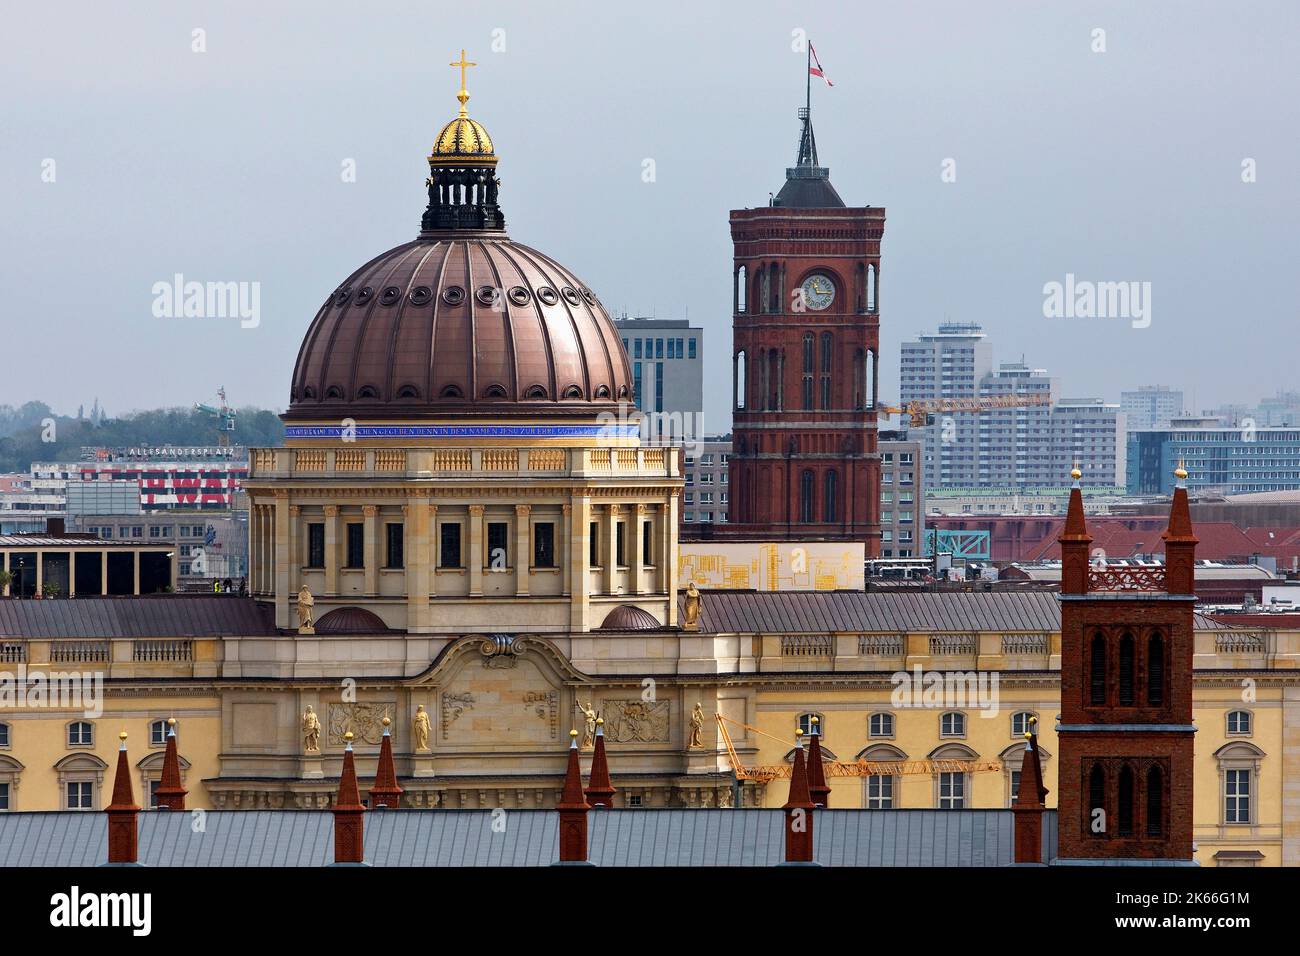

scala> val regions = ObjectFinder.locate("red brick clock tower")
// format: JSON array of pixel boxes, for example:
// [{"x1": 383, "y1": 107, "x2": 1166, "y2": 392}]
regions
[
  {"x1": 726, "y1": 105, "x2": 883, "y2": 552},
  {"x1": 1055, "y1": 465, "x2": 1197, "y2": 864}
]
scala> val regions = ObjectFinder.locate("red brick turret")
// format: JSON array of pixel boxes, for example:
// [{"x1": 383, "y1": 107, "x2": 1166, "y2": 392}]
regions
[
  {"x1": 782, "y1": 729, "x2": 817, "y2": 865},
  {"x1": 153, "y1": 718, "x2": 187, "y2": 811},
  {"x1": 1162, "y1": 463, "x2": 1199, "y2": 596},
  {"x1": 1012, "y1": 717, "x2": 1048, "y2": 864},
  {"x1": 585, "y1": 718, "x2": 616, "y2": 808},
  {"x1": 369, "y1": 717, "x2": 403, "y2": 809},
  {"x1": 333, "y1": 732, "x2": 366, "y2": 865},
  {"x1": 105, "y1": 731, "x2": 140, "y2": 865},
  {"x1": 556, "y1": 730, "x2": 592, "y2": 864},
  {"x1": 806, "y1": 716, "x2": 830, "y2": 808},
  {"x1": 1059, "y1": 467, "x2": 1092, "y2": 595}
]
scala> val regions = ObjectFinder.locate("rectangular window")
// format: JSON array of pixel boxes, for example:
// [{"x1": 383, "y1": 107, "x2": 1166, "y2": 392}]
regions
[
  {"x1": 439, "y1": 523, "x2": 462, "y2": 569},
  {"x1": 938, "y1": 772, "x2": 966, "y2": 809},
  {"x1": 67, "y1": 781, "x2": 93, "y2": 810},
  {"x1": 1225, "y1": 769, "x2": 1250, "y2": 824},
  {"x1": 642, "y1": 521, "x2": 653, "y2": 565},
  {"x1": 616, "y1": 521, "x2": 626, "y2": 566},
  {"x1": 656, "y1": 338, "x2": 664, "y2": 359},
  {"x1": 149, "y1": 780, "x2": 161, "y2": 810},
  {"x1": 385, "y1": 523, "x2": 404, "y2": 569},
  {"x1": 487, "y1": 522, "x2": 509, "y2": 568},
  {"x1": 688, "y1": 338, "x2": 697, "y2": 359},
  {"x1": 68, "y1": 722, "x2": 93, "y2": 747},
  {"x1": 307, "y1": 523, "x2": 325, "y2": 568},
  {"x1": 1009, "y1": 770, "x2": 1022, "y2": 806},
  {"x1": 634, "y1": 339, "x2": 642, "y2": 359},
  {"x1": 345, "y1": 523, "x2": 364, "y2": 568},
  {"x1": 0, "y1": 782, "x2": 8, "y2": 810},
  {"x1": 676, "y1": 338, "x2": 684, "y2": 359},
  {"x1": 866, "y1": 775, "x2": 893, "y2": 809},
  {"x1": 533, "y1": 522, "x2": 555, "y2": 568},
  {"x1": 0, "y1": 724, "x2": 8, "y2": 748}
]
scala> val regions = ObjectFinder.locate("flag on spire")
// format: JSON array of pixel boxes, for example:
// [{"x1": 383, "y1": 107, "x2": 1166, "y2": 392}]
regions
[{"x1": 809, "y1": 44, "x2": 833, "y2": 87}]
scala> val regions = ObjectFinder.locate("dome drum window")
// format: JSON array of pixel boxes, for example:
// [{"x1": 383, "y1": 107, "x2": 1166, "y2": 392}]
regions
[
  {"x1": 561, "y1": 287, "x2": 582, "y2": 306},
  {"x1": 409, "y1": 286, "x2": 433, "y2": 306},
  {"x1": 380, "y1": 286, "x2": 402, "y2": 306},
  {"x1": 354, "y1": 287, "x2": 374, "y2": 306},
  {"x1": 476, "y1": 285, "x2": 500, "y2": 306},
  {"x1": 441, "y1": 285, "x2": 466, "y2": 305},
  {"x1": 536, "y1": 287, "x2": 559, "y2": 306},
  {"x1": 334, "y1": 289, "x2": 351, "y2": 306},
  {"x1": 507, "y1": 286, "x2": 531, "y2": 306}
]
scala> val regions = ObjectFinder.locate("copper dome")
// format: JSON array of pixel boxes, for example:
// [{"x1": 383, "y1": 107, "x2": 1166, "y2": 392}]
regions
[{"x1": 287, "y1": 238, "x2": 635, "y2": 420}]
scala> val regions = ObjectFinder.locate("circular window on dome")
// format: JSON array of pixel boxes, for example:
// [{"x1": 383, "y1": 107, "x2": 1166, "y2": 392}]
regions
[
  {"x1": 537, "y1": 287, "x2": 559, "y2": 306},
  {"x1": 396, "y1": 385, "x2": 420, "y2": 399},
  {"x1": 334, "y1": 289, "x2": 352, "y2": 306},
  {"x1": 325, "y1": 386, "x2": 344, "y2": 400},
  {"x1": 508, "y1": 286, "x2": 531, "y2": 306},
  {"x1": 409, "y1": 286, "x2": 433, "y2": 306},
  {"x1": 580, "y1": 287, "x2": 599, "y2": 305},
  {"x1": 442, "y1": 285, "x2": 465, "y2": 306},
  {"x1": 595, "y1": 385, "x2": 610, "y2": 399},
  {"x1": 476, "y1": 286, "x2": 501, "y2": 306},
  {"x1": 561, "y1": 287, "x2": 582, "y2": 306},
  {"x1": 380, "y1": 286, "x2": 402, "y2": 306},
  {"x1": 484, "y1": 384, "x2": 508, "y2": 399},
  {"x1": 354, "y1": 287, "x2": 374, "y2": 306},
  {"x1": 563, "y1": 385, "x2": 583, "y2": 399},
  {"x1": 525, "y1": 385, "x2": 547, "y2": 400}
]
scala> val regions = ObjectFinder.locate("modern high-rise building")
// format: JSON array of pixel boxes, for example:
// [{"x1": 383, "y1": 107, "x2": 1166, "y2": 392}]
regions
[
  {"x1": 613, "y1": 317, "x2": 703, "y2": 443},
  {"x1": 1127, "y1": 419, "x2": 1300, "y2": 495},
  {"x1": 681, "y1": 436, "x2": 731, "y2": 525},
  {"x1": 1121, "y1": 385, "x2": 1185, "y2": 430},
  {"x1": 726, "y1": 100, "x2": 882, "y2": 548},
  {"x1": 900, "y1": 323, "x2": 1124, "y2": 491},
  {"x1": 878, "y1": 431, "x2": 923, "y2": 558}
]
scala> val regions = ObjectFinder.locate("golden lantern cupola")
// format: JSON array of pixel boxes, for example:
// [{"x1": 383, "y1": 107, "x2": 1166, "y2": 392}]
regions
[{"x1": 422, "y1": 49, "x2": 504, "y2": 234}]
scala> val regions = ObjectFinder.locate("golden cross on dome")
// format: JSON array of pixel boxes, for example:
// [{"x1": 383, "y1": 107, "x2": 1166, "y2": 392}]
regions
[{"x1": 450, "y1": 48, "x2": 477, "y2": 116}]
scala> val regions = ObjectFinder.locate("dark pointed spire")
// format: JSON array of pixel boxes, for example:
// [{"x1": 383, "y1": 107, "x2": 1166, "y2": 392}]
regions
[
  {"x1": 782, "y1": 727, "x2": 817, "y2": 865},
  {"x1": 557, "y1": 729, "x2": 592, "y2": 864},
  {"x1": 332, "y1": 732, "x2": 366, "y2": 865},
  {"x1": 806, "y1": 716, "x2": 830, "y2": 808},
  {"x1": 585, "y1": 718, "x2": 616, "y2": 809},
  {"x1": 1059, "y1": 465, "x2": 1093, "y2": 594},
  {"x1": 105, "y1": 731, "x2": 140, "y2": 865},
  {"x1": 153, "y1": 718, "x2": 187, "y2": 811},
  {"x1": 1012, "y1": 716, "x2": 1049, "y2": 864},
  {"x1": 1162, "y1": 461, "x2": 1199, "y2": 595},
  {"x1": 369, "y1": 717, "x2": 404, "y2": 809}
]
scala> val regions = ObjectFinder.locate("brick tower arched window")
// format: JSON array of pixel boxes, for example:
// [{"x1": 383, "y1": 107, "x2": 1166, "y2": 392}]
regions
[
  {"x1": 1089, "y1": 633, "x2": 1107, "y2": 706},
  {"x1": 1117, "y1": 764, "x2": 1135, "y2": 837},
  {"x1": 1147, "y1": 632, "x2": 1165, "y2": 706},
  {"x1": 1146, "y1": 765, "x2": 1164, "y2": 836},
  {"x1": 1088, "y1": 763, "x2": 1105, "y2": 836},
  {"x1": 1118, "y1": 633, "x2": 1135, "y2": 706},
  {"x1": 800, "y1": 469, "x2": 815, "y2": 524},
  {"x1": 824, "y1": 470, "x2": 838, "y2": 523}
]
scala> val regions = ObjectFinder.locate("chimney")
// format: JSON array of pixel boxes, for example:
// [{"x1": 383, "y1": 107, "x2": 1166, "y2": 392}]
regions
[
  {"x1": 781, "y1": 729, "x2": 818, "y2": 866},
  {"x1": 806, "y1": 716, "x2": 830, "y2": 808},
  {"x1": 153, "y1": 718, "x2": 188, "y2": 811},
  {"x1": 368, "y1": 717, "x2": 403, "y2": 809},
  {"x1": 46, "y1": 516, "x2": 65, "y2": 537},
  {"x1": 1162, "y1": 462, "x2": 1199, "y2": 595},
  {"x1": 1058, "y1": 467, "x2": 1092, "y2": 595},
  {"x1": 104, "y1": 732, "x2": 141, "y2": 866},
  {"x1": 585, "y1": 718, "x2": 616, "y2": 808},
  {"x1": 331, "y1": 732, "x2": 367, "y2": 866},
  {"x1": 554, "y1": 729, "x2": 593, "y2": 865},
  {"x1": 1012, "y1": 716, "x2": 1049, "y2": 864}
]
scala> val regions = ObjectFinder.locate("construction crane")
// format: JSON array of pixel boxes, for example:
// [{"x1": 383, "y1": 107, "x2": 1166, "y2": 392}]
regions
[
  {"x1": 195, "y1": 386, "x2": 237, "y2": 446},
  {"x1": 715, "y1": 714, "x2": 1004, "y2": 783},
  {"x1": 879, "y1": 393, "x2": 1054, "y2": 431}
]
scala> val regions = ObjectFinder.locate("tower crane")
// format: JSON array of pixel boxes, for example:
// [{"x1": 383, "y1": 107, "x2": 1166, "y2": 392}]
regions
[
  {"x1": 878, "y1": 392, "x2": 1055, "y2": 431},
  {"x1": 715, "y1": 714, "x2": 1004, "y2": 783},
  {"x1": 195, "y1": 386, "x2": 237, "y2": 446}
]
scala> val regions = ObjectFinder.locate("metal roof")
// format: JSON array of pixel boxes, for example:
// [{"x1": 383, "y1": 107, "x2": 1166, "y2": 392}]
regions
[
  {"x1": 0, "y1": 596, "x2": 277, "y2": 639},
  {"x1": 0, "y1": 809, "x2": 1055, "y2": 866},
  {"x1": 0, "y1": 535, "x2": 144, "y2": 548},
  {"x1": 678, "y1": 589, "x2": 1233, "y2": 634}
]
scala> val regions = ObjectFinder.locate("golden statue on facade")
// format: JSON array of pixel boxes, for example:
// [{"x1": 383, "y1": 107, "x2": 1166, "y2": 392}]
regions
[
  {"x1": 577, "y1": 699, "x2": 598, "y2": 750},
  {"x1": 683, "y1": 581, "x2": 701, "y2": 631},
  {"x1": 412, "y1": 704, "x2": 431, "y2": 752},
  {"x1": 301, "y1": 705, "x2": 321, "y2": 752}
]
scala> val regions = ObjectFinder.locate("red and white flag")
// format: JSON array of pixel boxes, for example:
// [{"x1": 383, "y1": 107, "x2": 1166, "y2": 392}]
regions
[{"x1": 809, "y1": 44, "x2": 833, "y2": 87}]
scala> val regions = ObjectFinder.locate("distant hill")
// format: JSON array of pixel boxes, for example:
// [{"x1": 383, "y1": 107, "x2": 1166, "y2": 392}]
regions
[{"x1": 0, "y1": 402, "x2": 285, "y2": 472}]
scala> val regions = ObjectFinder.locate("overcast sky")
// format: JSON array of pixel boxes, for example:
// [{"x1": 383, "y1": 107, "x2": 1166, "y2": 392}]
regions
[{"x1": 3, "y1": 0, "x2": 1296, "y2": 432}]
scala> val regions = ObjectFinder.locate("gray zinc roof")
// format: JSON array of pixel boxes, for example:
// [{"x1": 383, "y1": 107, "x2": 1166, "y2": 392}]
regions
[
  {"x1": 0, "y1": 595, "x2": 277, "y2": 639},
  {"x1": 0, "y1": 808, "x2": 1054, "y2": 867}
]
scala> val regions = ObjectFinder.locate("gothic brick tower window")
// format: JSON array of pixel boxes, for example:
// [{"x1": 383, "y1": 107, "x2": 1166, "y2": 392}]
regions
[
  {"x1": 824, "y1": 470, "x2": 838, "y2": 523},
  {"x1": 1088, "y1": 764, "x2": 1105, "y2": 836},
  {"x1": 1146, "y1": 766, "x2": 1164, "y2": 836},
  {"x1": 1117, "y1": 765, "x2": 1135, "y2": 836},
  {"x1": 1118, "y1": 633, "x2": 1136, "y2": 706},
  {"x1": 820, "y1": 332, "x2": 833, "y2": 410},
  {"x1": 800, "y1": 470, "x2": 815, "y2": 523},
  {"x1": 1089, "y1": 633, "x2": 1107, "y2": 705},
  {"x1": 1147, "y1": 633, "x2": 1165, "y2": 706},
  {"x1": 802, "y1": 334, "x2": 815, "y2": 409}
]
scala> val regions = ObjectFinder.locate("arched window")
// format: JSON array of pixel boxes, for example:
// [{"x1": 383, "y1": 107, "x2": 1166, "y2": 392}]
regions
[
  {"x1": 820, "y1": 332, "x2": 833, "y2": 410},
  {"x1": 734, "y1": 350, "x2": 747, "y2": 410},
  {"x1": 797, "y1": 713, "x2": 823, "y2": 737},
  {"x1": 940, "y1": 712, "x2": 966, "y2": 738},
  {"x1": 0, "y1": 722, "x2": 10, "y2": 748},
  {"x1": 1090, "y1": 633, "x2": 1107, "y2": 706},
  {"x1": 799, "y1": 469, "x2": 815, "y2": 524},
  {"x1": 859, "y1": 744, "x2": 906, "y2": 809},
  {"x1": 823, "y1": 470, "x2": 838, "y2": 523},
  {"x1": 149, "y1": 719, "x2": 172, "y2": 748},
  {"x1": 1119, "y1": 633, "x2": 1135, "y2": 706},
  {"x1": 1010, "y1": 711, "x2": 1036, "y2": 738},
  {"x1": 770, "y1": 265, "x2": 781, "y2": 313},
  {"x1": 736, "y1": 264, "x2": 748, "y2": 314},
  {"x1": 1088, "y1": 764, "x2": 1106, "y2": 836},
  {"x1": 67, "y1": 721, "x2": 94, "y2": 748},
  {"x1": 802, "y1": 333, "x2": 814, "y2": 409},
  {"x1": 767, "y1": 349, "x2": 781, "y2": 410},
  {"x1": 1226, "y1": 710, "x2": 1252, "y2": 736},
  {"x1": 866, "y1": 263, "x2": 877, "y2": 312},
  {"x1": 1147, "y1": 632, "x2": 1165, "y2": 706},
  {"x1": 864, "y1": 348, "x2": 876, "y2": 409},
  {"x1": 1117, "y1": 764, "x2": 1135, "y2": 837},
  {"x1": 1146, "y1": 765, "x2": 1164, "y2": 836},
  {"x1": 868, "y1": 712, "x2": 894, "y2": 738}
]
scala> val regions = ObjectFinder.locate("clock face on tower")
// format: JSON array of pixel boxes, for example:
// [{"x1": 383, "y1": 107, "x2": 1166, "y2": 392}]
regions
[{"x1": 800, "y1": 273, "x2": 835, "y2": 311}]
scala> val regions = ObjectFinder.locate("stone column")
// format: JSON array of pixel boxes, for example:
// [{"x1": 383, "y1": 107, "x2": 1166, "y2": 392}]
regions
[
  {"x1": 468, "y1": 505, "x2": 484, "y2": 597},
  {"x1": 405, "y1": 500, "x2": 432, "y2": 632},
  {"x1": 100, "y1": 549, "x2": 108, "y2": 595},
  {"x1": 560, "y1": 504, "x2": 572, "y2": 597},
  {"x1": 132, "y1": 550, "x2": 140, "y2": 596},
  {"x1": 288, "y1": 505, "x2": 301, "y2": 597},
  {"x1": 515, "y1": 504, "x2": 531, "y2": 596},
  {"x1": 274, "y1": 492, "x2": 291, "y2": 629},
  {"x1": 604, "y1": 505, "x2": 619, "y2": 595},
  {"x1": 630, "y1": 504, "x2": 645, "y2": 596},
  {"x1": 323, "y1": 505, "x2": 339, "y2": 596},
  {"x1": 569, "y1": 495, "x2": 591, "y2": 630},
  {"x1": 362, "y1": 505, "x2": 378, "y2": 596},
  {"x1": 663, "y1": 496, "x2": 678, "y2": 624},
  {"x1": 35, "y1": 549, "x2": 44, "y2": 595}
]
